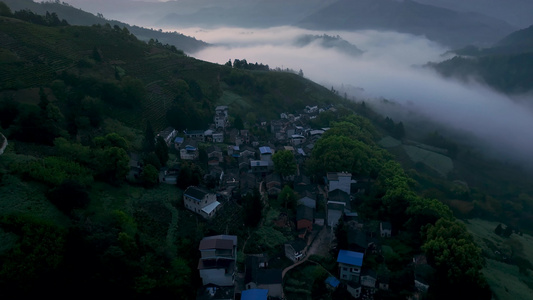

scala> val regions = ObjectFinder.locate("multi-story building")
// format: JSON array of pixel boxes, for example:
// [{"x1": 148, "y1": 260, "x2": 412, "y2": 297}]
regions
[
  {"x1": 183, "y1": 186, "x2": 221, "y2": 219},
  {"x1": 198, "y1": 235, "x2": 238, "y2": 287},
  {"x1": 337, "y1": 250, "x2": 364, "y2": 282}
]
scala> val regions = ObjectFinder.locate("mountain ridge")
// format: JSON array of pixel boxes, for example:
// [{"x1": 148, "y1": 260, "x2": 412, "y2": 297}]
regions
[{"x1": 296, "y1": 0, "x2": 516, "y2": 48}]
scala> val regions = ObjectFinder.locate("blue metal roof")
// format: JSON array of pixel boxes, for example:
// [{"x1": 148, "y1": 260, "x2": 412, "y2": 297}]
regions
[
  {"x1": 337, "y1": 250, "x2": 364, "y2": 267},
  {"x1": 241, "y1": 289, "x2": 268, "y2": 300},
  {"x1": 325, "y1": 276, "x2": 340, "y2": 288},
  {"x1": 174, "y1": 136, "x2": 184, "y2": 143},
  {"x1": 259, "y1": 146, "x2": 272, "y2": 154}
]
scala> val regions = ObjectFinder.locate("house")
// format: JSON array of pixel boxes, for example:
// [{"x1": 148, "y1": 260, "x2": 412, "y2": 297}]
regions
[
  {"x1": 174, "y1": 136, "x2": 184, "y2": 150},
  {"x1": 413, "y1": 255, "x2": 434, "y2": 293},
  {"x1": 347, "y1": 227, "x2": 369, "y2": 254},
  {"x1": 240, "y1": 146, "x2": 257, "y2": 159},
  {"x1": 337, "y1": 250, "x2": 364, "y2": 282},
  {"x1": 244, "y1": 256, "x2": 283, "y2": 298},
  {"x1": 327, "y1": 188, "x2": 351, "y2": 228},
  {"x1": 360, "y1": 269, "x2": 377, "y2": 289},
  {"x1": 327, "y1": 202, "x2": 347, "y2": 228},
  {"x1": 380, "y1": 222, "x2": 392, "y2": 238},
  {"x1": 297, "y1": 196, "x2": 316, "y2": 210},
  {"x1": 241, "y1": 289, "x2": 268, "y2": 300},
  {"x1": 180, "y1": 145, "x2": 199, "y2": 160},
  {"x1": 284, "y1": 240, "x2": 307, "y2": 262},
  {"x1": 326, "y1": 172, "x2": 352, "y2": 195},
  {"x1": 259, "y1": 146, "x2": 273, "y2": 162},
  {"x1": 207, "y1": 145, "x2": 224, "y2": 165},
  {"x1": 378, "y1": 274, "x2": 390, "y2": 290},
  {"x1": 250, "y1": 160, "x2": 269, "y2": 174},
  {"x1": 157, "y1": 127, "x2": 177, "y2": 146},
  {"x1": 198, "y1": 235, "x2": 238, "y2": 287},
  {"x1": 240, "y1": 172, "x2": 258, "y2": 197},
  {"x1": 213, "y1": 132, "x2": 224, "y2": 143},
  {"x1": 215, "y1": 106, "x2": 229, "y2": 129},
  {"x1": 325, "y1": 276, "x2": 340, "y2": 290},
  {"x1": 296, "y1": 205, "x2": 314, "y2": 238},
  {"x1": 347, "y1": 281, "x2": 362, "y2": 299},
  {"x1": 185, "y1": 130, "x2": 206, "y2": 142},
  {"x1": 197, "y1": 284, "x2": 235, "y2": 300},
  {"x1": 183, "y1": 186, "x2": 221, "y2": 219},
  {"x1": 290, "y1": 134, "x2": 306, "y2": 146},
  {"x1": 265, "y1": 173, "x2": 282, "y2": 196}
]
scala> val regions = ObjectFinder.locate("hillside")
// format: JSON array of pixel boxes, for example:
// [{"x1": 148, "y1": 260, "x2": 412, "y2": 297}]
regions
[
  {"x1": 1, "y1": 0, "x2": 208, "y2": 53},
  {"x1": 428, "y1": 25, "x2": 533, "y2": 94},
  {"x1": 296, "y1": 0, "x2": 516, "y2": 49},
  {"x1": 59, "y1": 0, "x2": 336, "y2": 29},
  {"x1": 1, "y1": 8, "x2": 533, "y2": 300}
]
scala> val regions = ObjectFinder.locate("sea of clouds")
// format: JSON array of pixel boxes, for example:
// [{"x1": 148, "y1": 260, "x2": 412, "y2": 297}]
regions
[{"x1": 172, "y1": 26, "x2": 533, "y2": 169}]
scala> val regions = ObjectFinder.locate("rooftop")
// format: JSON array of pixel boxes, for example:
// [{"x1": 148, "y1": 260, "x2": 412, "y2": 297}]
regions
[
  {"x1": 199, "y1": 237, "x2": 234, "y2": 251},
  {"x1": 259, "y1": 146, "x2": 272, "y2": 154},
  {"x1": 241, "y1": 289, "x2": 268, "y2": 300},
  {"x1": 184, "y1": 186, "x2": 210, "y2": 201},
  {"x1": 325, "y1": 276, "x2": 340, "y2": 288},
  {"x1": 337, "y1": 250, "x2": 364, "y2": 267}
]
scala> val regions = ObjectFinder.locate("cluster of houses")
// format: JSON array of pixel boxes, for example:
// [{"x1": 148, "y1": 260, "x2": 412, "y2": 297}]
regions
[
  {"x1": 196, "y1": 235, "x2": 284, "y2": 300},
  {"x1": 156, "y1": 104, "x2": 433, "y2": 299}
]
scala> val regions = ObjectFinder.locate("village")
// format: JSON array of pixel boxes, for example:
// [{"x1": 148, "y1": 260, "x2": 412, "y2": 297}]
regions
[{"x1": 129, "y1": 104, "x2": 433, "y2": 300}]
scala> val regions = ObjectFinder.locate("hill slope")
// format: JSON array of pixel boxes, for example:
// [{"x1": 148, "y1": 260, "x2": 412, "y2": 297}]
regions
[
  {"x1": 1, "y1": 0, "x2": 208, "y2": 53},
  {"x1": 296, "y1": 0, "x2": 516, "y2": 48},
  {"x1": 428, "y1": 25, "x2": 533, "y2": 94}
]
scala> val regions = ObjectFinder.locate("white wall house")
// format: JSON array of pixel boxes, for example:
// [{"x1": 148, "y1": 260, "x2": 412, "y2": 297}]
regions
[{"x1": 183, "y1": 186, "x2": 220, "y2": 219}]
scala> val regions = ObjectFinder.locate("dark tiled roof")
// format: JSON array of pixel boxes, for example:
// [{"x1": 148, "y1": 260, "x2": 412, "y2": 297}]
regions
[
  {"x1": 184, "y1": 186, "x2": 210, "y2": 201},
  {"x1": 297, "y1": 205, "x2": 314, "y2": 221},
  {"x1": 257, "y1": 269, "x2": 282, "y2": 285},
  {"x1": 199, "y1": 238, "x2": 234, "y2": 250}
]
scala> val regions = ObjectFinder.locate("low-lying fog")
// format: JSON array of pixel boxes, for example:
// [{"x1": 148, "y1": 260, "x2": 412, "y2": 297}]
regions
[{"x1": 173, "y1": 26, "x2": 533, "y2": 169}]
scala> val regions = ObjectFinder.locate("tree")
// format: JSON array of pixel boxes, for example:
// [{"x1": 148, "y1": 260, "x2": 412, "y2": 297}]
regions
[
  {"x1": 405, "y1": 197, "x2": 453, "y2": 233},
  {"x1": 272, "y1": 150, "x2": 297, "y2": 179},
  {"x1": 243, "y1": 188, "x2": 262, "y2": 227},
  {"x1": 177, "y1": 162, "x2": 203, "y2": 190},
  {"x1": 96, "y1": 146, "x2": 130, "y2": 183},
  {"x1": 47, "y1": 179, "x2": 90, "y2": 214},
  {"x1": 140, "y1": 164, "x2": 159, "y2": 187},
  {"x1": 233, "y1": 114, "x2": 244, "y2": 130},
  {"x1": 334, "y1": 215, "x2": 348, "y2": 252},
  {"x1": 142, "y1": 121, "x2": 155, "y2": 153},
  {"x1": 278, "y1": 185, "x2": 297, "y2": 211},
  {"x1": 0, "y1": 1, "x2": 12, "y2": 17},
  {"x1": 422, "y1": 218, "x2": 490, "y2": 299},
  {"x1": 154, "y1": 136, "x2": 169, "y2": 166},
  {"x1": 494, "y1": 223, "x2": 503, "y2": 236}
]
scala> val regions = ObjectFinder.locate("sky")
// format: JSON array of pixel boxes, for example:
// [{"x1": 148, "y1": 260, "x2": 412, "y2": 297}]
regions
[{"x1": 171, "y1": 26, "x2": 533, "y2": 169}]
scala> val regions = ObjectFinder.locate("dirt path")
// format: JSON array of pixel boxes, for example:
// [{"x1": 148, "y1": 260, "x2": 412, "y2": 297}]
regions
[{"x1": 281, "y1": 226, "x2": 329, "y2": 278}]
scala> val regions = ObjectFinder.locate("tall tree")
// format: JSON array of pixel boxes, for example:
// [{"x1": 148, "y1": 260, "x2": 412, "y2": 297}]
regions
[
  {"x1": 422, "y1": 218, "x2": 490, "y2": 299},
  {"x1": 154, "y1": 136, "x2": 169, "y2": 166},
  {"x1": 142, "y1": 121, "x2": 155, "y2": 153},
  {"x1": 272, "y1": 150, "x2": 297, "y2": 179}
]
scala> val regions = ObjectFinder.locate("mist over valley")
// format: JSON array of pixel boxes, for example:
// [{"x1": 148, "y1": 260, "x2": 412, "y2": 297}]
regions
[{"x1": 2, "y1": 1, "x2": 533, "y2": 299}]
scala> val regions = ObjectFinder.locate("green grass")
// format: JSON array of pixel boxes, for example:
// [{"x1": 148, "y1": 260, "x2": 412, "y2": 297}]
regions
[
  {"x1": 402, "y1": 145, "x2": 454, "y2": 176},
  {"x1": 378, "y1": 136, "x2": 402, "y2": 148},
  {"x1": 482, "y1": 259, "x2": 533, "y2": 300},
  {"x1": 462, "y1": 218, "x2": 533, "y2": 299}
]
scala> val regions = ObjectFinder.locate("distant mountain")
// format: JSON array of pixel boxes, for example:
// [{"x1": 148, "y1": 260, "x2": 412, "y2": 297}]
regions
[
  {"x1": 428, "y1": 25, "x2": 533, "y2": 94},
  {"x1": 154, "y1": 0, "x2": 336, "y2": 28},
  {"x1": 414, "y1": 0, "x2": 533, "y2": 29},
  {"x1": 296, "y1": 0, "x2": 516, "y2": 49},
  {"x1": 294, "y1": 34, "x2": 363, "y2": 57},
  {"x1": 1, "y1": 0, "x2": 208, "y2": 53}
]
